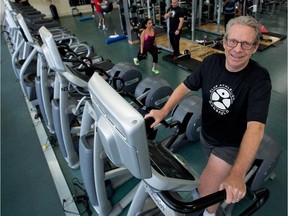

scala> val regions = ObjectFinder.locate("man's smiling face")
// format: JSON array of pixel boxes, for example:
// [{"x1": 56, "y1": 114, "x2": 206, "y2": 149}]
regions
[{"x1": 223, "y1": 24, "x2": 259, "y2": 72}]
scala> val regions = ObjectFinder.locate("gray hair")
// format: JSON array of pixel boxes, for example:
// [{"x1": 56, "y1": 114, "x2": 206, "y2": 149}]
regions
[{"x1": 224, "y1": 16, "x2": 262, "y2": 44}]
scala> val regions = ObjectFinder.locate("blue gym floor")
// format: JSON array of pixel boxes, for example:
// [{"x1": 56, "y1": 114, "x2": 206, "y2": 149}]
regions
[{"x1": 1, "y1": 5, "x2": 287, "y2": 216}]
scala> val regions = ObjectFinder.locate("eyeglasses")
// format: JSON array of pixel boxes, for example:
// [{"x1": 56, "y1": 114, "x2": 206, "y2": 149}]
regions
[{"x1": 225, "y1": 37, "x2": 256, "y2": 50}]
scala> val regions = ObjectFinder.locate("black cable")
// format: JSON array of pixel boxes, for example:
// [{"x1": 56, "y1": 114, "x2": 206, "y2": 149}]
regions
[
  {"x1": 71, "y1": 178, "x2": 92, "y2": 216},
  {"x1": 62, "y1": 196, "x2": 92, "y2": 216},
  {"x1": 62, "y1": 199, "x2": 80, "y2": 215}
]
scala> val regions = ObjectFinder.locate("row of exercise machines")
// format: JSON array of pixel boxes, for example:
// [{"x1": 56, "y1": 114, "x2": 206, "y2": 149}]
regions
[{"x1": 2, "y1": 1, "x2": 282, "y2": 215}]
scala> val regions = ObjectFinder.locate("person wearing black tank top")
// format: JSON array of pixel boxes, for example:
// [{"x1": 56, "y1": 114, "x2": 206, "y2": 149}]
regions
[{"x1": 133, "y1": 18, "x2": 160, "y2": 74}]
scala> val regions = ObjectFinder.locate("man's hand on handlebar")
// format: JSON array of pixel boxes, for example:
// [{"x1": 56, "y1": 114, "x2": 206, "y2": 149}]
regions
[{"x1": 144, "y1": 109, "x2": 167, "y2": 128}]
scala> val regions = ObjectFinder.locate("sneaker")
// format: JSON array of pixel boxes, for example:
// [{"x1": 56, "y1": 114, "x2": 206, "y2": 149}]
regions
[
  {"x1": 152, "y1": 68, "x2": 160, "y2": 74},
  {"x1": 98, "y1": 25, "x2": 101, "y2": 29},
  {"x1": 133, "y1": 58, "x2": 139, "y2": 66}
]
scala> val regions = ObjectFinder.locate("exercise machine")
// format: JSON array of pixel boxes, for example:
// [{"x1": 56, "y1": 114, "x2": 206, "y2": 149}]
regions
[
  {"x1": 79, "y1": 75, "x2": 174, "y2": 214},
  {"x1": 82, "y1": 72, "x2": 281, "y2": 216},
  {"x1": 4, "y1": 9, "x2": 38, "y2": 105},
  {"x1": 78, "y1": 71, "x2": 181, "y2": 215},
  {"x1": 16, "y1": 12, "x2": 96, "y2": 134},
  {"x1": 39, "y1": 26, "x2": 148, "y2": 169}
]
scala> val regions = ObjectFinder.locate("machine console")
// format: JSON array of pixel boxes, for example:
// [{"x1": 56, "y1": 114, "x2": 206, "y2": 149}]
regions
[{"x1": 88, "y1": 73, "x2": 152, "y2": 179}]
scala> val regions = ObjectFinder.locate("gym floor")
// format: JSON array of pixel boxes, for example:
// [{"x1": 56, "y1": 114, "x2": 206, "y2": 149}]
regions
[{"x1": 1, "y1": 5, "x2": 287, "y2": 216}]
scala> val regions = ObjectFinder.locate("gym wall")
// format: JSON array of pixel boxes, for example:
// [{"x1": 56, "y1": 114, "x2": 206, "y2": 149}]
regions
[
  {"x1": 22, "y1": 0, "x2": 92, "y2": 18},
  {"x1": 0, "y1": 0, "x2": 90, "y2": 21}
]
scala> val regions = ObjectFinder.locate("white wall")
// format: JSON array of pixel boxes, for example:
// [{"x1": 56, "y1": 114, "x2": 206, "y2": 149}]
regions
[
  {"x1": 0, "y1": 0, "x2": 92, "y2": 19},
  {"x1": 29, "y1": 0, "x2": 92, "y2": 18}
]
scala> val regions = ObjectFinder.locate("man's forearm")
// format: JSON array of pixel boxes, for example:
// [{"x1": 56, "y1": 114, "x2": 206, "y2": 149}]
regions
[
  {"x1": 164, "y1": 12, "x2": 170, "y2": 19},
  {"x1": 161, "y1": 83, "x2": 191, "y2": 115},
  {"x1": 230, "y1": 121, "x2": 265, "y2": 178},
  {"x1": 178, "y1": 18, "x2": 184, "y2": 30}
]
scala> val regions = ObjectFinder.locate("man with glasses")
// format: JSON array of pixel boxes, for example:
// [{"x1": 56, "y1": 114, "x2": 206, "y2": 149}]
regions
[{"x1": 145, "y1": 16, "x2": 271, "y2": 216}]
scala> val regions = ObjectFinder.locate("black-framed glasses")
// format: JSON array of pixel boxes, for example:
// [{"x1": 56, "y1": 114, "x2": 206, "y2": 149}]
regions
[{"x1": 225, "y1": 37, "x2": 256, "y2": 50}]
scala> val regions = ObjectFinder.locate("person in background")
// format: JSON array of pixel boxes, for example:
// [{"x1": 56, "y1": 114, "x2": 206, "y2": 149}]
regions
[
  {"x1": 133, "y1": 18, "x2": 160, "y2": 74},
  {"x1": 145, "y1": 16, "x2": 271, "y2": 216},
  {"x1": 223, "y1": 0, "x2": 241, "y2": 31},
  {"x1": 163, "y1": 0, "x2": 184, "y2": 60},
  {"x1": 90, "y1": 0, "x2": 95, "y2": 17},
  {"x1": 95, "y1": 0, "x2": 106, "y2": 30}
]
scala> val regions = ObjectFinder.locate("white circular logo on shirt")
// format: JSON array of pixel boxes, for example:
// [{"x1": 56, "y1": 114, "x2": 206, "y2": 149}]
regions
[
  {"x1": 170, "y1": 10, "x2": 176, "y2": 17},
  {"x1": 209, "y1": 84, "x2": 234, "y2": 115}
]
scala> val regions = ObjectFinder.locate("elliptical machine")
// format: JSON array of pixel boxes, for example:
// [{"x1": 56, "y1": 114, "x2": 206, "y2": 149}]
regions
[
  {"x1": 79, "y1": 74, "x2": 175, "y2": 215},
  {"x1": 80, "y1": 72, "x2": 282, "y2": 216}
]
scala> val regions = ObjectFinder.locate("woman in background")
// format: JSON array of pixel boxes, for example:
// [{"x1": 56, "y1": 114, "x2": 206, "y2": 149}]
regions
[{"x1": 133, "y1": 18, "x2": 160, "y2": 74}]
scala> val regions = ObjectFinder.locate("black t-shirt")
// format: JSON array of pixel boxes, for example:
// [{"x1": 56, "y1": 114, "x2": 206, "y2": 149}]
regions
[
  {"x1": 183, "y1": 53, "x2": 272, "y2": 147},
  {"x1": 167, "y1": 6, "x2": 184, "y2": 32}
]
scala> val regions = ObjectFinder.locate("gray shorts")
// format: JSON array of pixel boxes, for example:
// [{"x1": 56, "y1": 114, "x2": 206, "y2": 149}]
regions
[
  {"x1": 96, "y1": 12, "x2": 104, "y2": 19},
  {"x1": 200, "y1": 132, "x2": 239, "y2": 165}
]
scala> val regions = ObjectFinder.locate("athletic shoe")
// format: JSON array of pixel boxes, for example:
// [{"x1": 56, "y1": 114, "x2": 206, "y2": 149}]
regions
[
  {"x1": 133, "y1": 58, "x2": 139, "y2": 66},
  {"x1": 152, "y1": 68, "x2": 160, "y2": 74}
]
